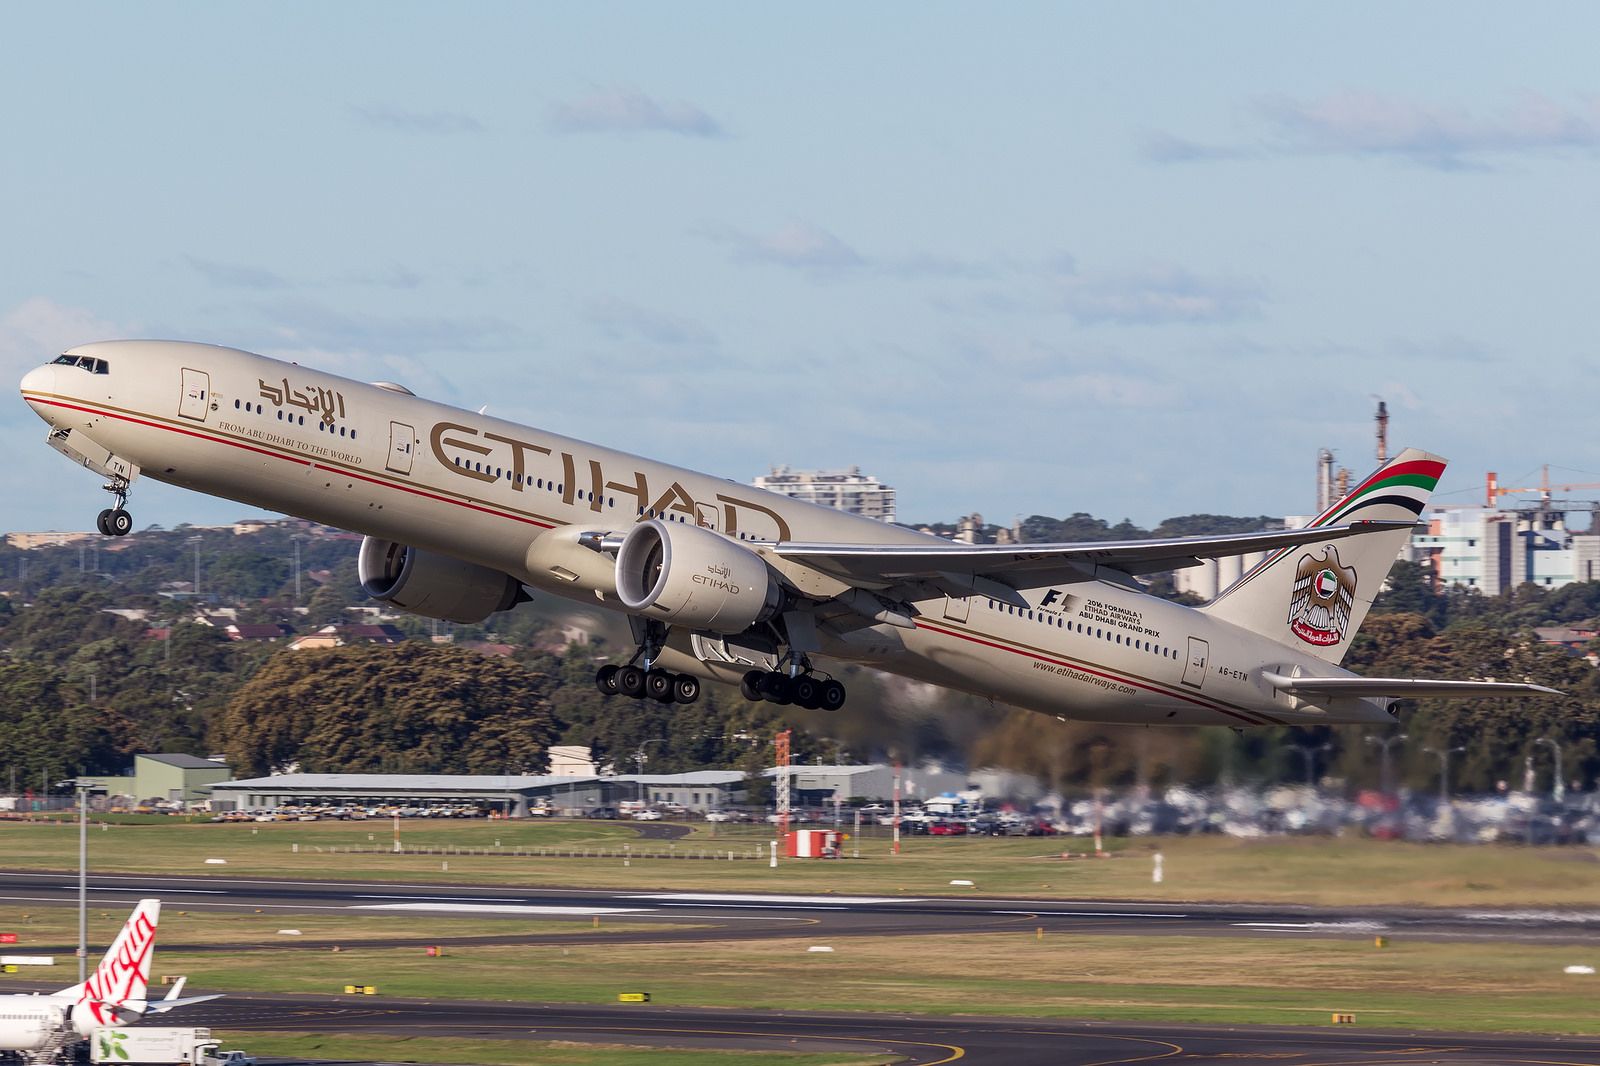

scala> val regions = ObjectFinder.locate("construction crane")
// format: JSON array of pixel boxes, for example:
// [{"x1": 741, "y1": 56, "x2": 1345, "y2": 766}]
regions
[
  {"x1": 1485, "y1": 466, "x2": 1600, "y2": 536},
  {"x1": 1485, "y1": 466, "x2": 1600, "y2": 507}
]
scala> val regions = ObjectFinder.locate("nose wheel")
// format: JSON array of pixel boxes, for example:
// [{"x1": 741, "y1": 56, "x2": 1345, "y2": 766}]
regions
[
  {"x1": 96, "y1": 476, "x2": 134, "y2": 537},
  {"x1": 97, "y1": 508, "x2": 133, "y2": 537}
]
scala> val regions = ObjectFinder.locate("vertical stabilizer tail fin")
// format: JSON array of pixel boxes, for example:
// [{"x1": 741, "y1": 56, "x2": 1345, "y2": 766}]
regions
[
  {"x1": 1201, "y1": 448, "x2": 1444, "y2": 664},
  {"x1": 56, "y1": 898, "x2": 160, "y2": 1022}
]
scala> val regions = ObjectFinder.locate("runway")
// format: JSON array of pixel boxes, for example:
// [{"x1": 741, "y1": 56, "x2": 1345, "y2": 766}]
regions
[
  {"x1": 2, "y1": 869, "x2": 1597, "y2": 948},
  {"x1": 7, "y1": 870, "x2": 1600, "y2": 1063}
]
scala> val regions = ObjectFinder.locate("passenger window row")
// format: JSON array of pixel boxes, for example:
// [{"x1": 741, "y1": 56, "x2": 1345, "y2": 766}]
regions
[
  {"x1": 232, "y1": 398, "x2": 358, "y2": 439},
  {"x1": 984, "y1": 599, "x2": 1178, "y2": 659}
]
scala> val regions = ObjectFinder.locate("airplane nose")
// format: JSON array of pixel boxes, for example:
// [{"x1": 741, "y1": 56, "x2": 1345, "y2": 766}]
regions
[{"x1": 19, "y1": 364, "x2": 57, "y2": 422}]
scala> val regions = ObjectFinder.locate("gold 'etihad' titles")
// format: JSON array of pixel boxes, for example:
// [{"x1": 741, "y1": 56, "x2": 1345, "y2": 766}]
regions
[{"x1": 429, "y1": 421, "x2": 794, "y2": 540}]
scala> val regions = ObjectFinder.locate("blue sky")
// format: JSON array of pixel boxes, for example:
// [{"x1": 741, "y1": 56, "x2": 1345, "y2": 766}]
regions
[{"x1": 6, "y1": 4, "x2": 1600, "y2": 534}]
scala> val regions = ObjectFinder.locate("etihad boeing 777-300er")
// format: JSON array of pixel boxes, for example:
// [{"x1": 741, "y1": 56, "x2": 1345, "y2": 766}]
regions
[
  {"x1": 0, "y1": 899, "x2": 218, "y2": 1060},
  {"x1": 20, "y1": 341, "x2": 1556, "y2": 727}
]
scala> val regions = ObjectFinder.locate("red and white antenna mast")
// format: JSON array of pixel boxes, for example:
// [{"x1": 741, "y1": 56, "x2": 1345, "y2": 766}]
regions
[{"x1": 774, "y1": 730, "x2": 792, "y2": 839}]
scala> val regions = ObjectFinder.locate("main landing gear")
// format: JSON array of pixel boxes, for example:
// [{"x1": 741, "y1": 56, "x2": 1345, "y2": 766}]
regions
[
  {"x1": 595, "y1": 663, "x2": 701, "y2": 705},
  {"x1": 95, "y1": 475, "x2": 133, "y2": 537},
  {"x1": 594, "y1": 620, "x2": 702, "y2": 705},
  {"x1": 741, "y1": 668, "x2": 846, "y2": 711}
]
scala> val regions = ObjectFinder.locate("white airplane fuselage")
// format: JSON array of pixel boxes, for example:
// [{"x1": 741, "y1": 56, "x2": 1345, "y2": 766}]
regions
[{"x1": 20, "y1": 341, "x2": 1388, "y2": 728}]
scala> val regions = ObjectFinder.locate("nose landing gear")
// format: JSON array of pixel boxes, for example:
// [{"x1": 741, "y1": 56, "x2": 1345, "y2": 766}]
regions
[{"x1": 96, "y1": 476, "x2": 134, "y2": 537}]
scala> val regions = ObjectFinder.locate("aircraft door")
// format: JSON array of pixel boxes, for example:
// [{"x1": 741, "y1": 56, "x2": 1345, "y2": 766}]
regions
[
  {"x1": 386, "y1": 421, "x2": 415, "y2": 475},
  {"x1": 1181, "y1": 636, "x2": 1209, "y2": 689},
  {"x1": 178, "y1": 369, "x2": 210, "y2": 422}
]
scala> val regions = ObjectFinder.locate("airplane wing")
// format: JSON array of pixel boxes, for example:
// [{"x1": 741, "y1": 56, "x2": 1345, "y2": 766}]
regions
[
  {"x1": 770, "y1": 520, "x2": 1417, "y2": 586},
  {"x1": 1260, "y1": 671, "x2": 1560, "y2": 698}
]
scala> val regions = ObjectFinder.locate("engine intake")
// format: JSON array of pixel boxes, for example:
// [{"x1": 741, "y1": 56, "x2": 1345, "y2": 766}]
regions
[
  {"x1": 358, "y1": 537, "x2": 526, "y2": 624},
  {"x1": 615, "y1": 520, "x2": 782, "y2": 634}
]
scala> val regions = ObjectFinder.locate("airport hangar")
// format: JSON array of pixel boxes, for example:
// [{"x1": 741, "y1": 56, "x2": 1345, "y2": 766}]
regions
[{"x1": 206, "y1": 764, "x2": 972, "y2": 816}]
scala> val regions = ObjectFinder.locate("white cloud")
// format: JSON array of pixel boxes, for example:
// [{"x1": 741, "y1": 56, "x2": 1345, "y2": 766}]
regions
[
  {"x1": 0, "y1": 297, "x2": 125, "y2": 394},
  {"x1": 352, "y1": 103, "x2": 484, "y2": 135},
  {"x1": 1054, "y1": 264, "x2": 1265, "y2": 325},
  {"x1": 587, "y1": 298, "x2": 716, "y2": 347},
  {"x1": 253, "y1": 298, "x2": 524, "y2": 357},
  {"x1": 703, "y1": 221, "x2": 865, "y2": 278},
  {"x1": 547, "y1": 86, "x2": 724, "y2": 137},
  {"x1": 1148, "y1": 91, "x2": 1600, "y2": 170},
  {"x1": 185, "y1": 256, "x2": 290, "y2": 290}
]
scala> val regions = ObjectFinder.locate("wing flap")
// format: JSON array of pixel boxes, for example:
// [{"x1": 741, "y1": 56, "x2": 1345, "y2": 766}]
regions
[{"x1": 1261, "y1": 671, "x2": 1560, "y2": 698}]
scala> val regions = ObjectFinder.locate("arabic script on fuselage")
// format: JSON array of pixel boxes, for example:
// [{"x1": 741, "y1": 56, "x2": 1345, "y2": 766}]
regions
[{"x1": 259, "y1": 378, "x2": 347, "y2": 428}]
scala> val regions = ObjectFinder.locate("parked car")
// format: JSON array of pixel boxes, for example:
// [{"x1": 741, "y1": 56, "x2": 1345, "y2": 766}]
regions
[
  {"x1": 585, "y1": 807, "x2": 620, "y2": 819},
  {"x1": 632, "y1": 809, "x2": 663, "y2": 820}
]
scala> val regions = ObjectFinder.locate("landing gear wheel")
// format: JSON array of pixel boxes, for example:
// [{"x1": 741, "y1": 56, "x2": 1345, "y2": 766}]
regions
[
  {"x1": 819, "y1": 679, "x2": 847, "y2": 711},
  {"x1": 763, "y1": 673, "x2": 795, "y2": 705},
  {"x1": 672, "y1": 674, "x2": 700, "y2": 704},
  {"x1": 96, "y1": 509, "x2": 113, "y2": 536},
  {"x1": 793, "y1": 676, "x2": 822, "y2": 710},
  {"x1": 741, "y1": 670, "x2": 766, "y2": 702},
  {"x1": 646, "y1": 669, "x2": 675, "y2": 703},
  {"x1": 108, "y1": 509, "x2": 132, "y2": 537},
  {"x1": 595, "y1": 664, "x2": 621, "y2": 697},
  {"x1": 617, "y1": 665, "x2": 646, "y2": 699}
]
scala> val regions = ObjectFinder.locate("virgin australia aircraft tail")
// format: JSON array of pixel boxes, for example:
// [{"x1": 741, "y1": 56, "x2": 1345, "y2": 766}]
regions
[
  {"x1": 1202, "y1": 448, "x2": 1444, "y2": 666},
  {"x1": 54, "y1": 899, "x2": 218, "y2": 1032}
]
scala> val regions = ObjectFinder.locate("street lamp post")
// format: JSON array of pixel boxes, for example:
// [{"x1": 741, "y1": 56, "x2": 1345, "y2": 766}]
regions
[
  {"x1": 1364, "y1": 733, "x2": 1409, "y2": 794},
  {"x1": 187, "y1": 535, "x2": 203, "y2": 600},
  {"x1": 1288, "y1": 741, "x2": 1331, "y2": 788},
  {"x1": 1421, "y1": 745, "x2": 1466, "y2": 807},
  {"x1": 58, "y1": 778, "x2": 106, "y2": 983},
  {"x1": 1534, "y1": 737, "x2": 1564, "y2": 804},
  {"x1": 634, "y1": 738, "x2": 669, "y2": 775}
]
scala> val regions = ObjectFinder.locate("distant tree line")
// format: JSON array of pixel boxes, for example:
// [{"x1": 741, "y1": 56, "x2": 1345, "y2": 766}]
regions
[{"x1": 2, "y1": 525, "x2": 1599, "y2": 798}]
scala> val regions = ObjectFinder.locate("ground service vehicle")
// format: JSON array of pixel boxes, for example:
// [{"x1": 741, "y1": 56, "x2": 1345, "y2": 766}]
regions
[{"x1": 88, "y1": 1027, "x2": 219, "y2": 1065}]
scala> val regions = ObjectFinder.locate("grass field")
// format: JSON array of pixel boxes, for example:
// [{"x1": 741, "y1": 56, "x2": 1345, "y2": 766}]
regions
[
  {"x1": 3, "y1": 817, "x2": 1599, "y2": 907},
  {"x1": 6, "y1": 906, "x2": 1596, "y2": 1037},
  {"x1": 148, "y1": 923, "x2": 1600, "y2": 1035}
]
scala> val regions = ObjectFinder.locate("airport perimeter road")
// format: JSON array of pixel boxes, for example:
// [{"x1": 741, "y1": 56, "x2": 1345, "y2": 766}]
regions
[
  {"x1": 3, "y1": 869, "x2": 1599, "y2": 947},
  {"x1": 183, "y1": 993, "x2": 1600, "y2": 1065}
]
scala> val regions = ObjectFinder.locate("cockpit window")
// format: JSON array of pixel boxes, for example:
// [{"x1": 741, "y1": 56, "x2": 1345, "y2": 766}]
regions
[{"x1": 51, "y1": 354, "x2": 109, "y2": 374}]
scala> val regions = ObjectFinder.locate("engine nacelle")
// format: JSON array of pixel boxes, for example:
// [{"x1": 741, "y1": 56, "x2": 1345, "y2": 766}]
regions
[
  {"x1": 615, "y1": 520, "x2": 782, "y2": 634},
  {"x1": 358, "y1": 537, "x2": 526, "y2": 624}
]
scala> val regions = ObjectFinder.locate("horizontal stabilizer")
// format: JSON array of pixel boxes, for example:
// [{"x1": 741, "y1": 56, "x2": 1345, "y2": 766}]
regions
[
  {"x1": 139, "y1": 993, "x2": 224, "y2": 1012},
  {"x1": 1261, "y1": 671, "x2": 1560, "y2": 698}
]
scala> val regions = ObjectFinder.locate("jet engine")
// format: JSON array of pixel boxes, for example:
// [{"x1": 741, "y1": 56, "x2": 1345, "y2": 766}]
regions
[
  {"x1": 615, "y1": 519, "x2": 782, "y2": 634},
  {"x1": 358, "y1": 537, "x2": 527, "y2": 624}
]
